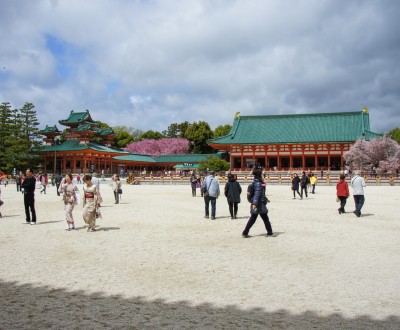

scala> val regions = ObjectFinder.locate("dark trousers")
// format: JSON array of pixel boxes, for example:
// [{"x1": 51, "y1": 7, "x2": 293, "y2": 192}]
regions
[
  {"x1": 300, "y1": 186, "x2": 308, "y2": 198},
  {"x1": 56, "y1": 183, "x2": 61, "y2": 196},
  {"x1": 114, "y1": 191, "x2": 119, "y2": 204},
  {"x1": 191, "y1": 186, "x2": 196, "y2": 197},
  {"x1": 353, "y1": 195, "x2": 365, "y2": 215},
  {"x1": 338, "y1": 196, "x2": 348, "y2": 212},
  {"x1": 24, "y1": 193, "x2": 36, "y2": 223},
  {"x1": 293, "y1": 188, "x2": 301, "y2": 198},
  {"x1": 243, "y1": 212, "x2": 273, "y2": 236},
  {"x1": 16, "y1": 183, "x2": 21, "y2": 192},
  {"x1": 311, "y1": 184, "x2": 315, "y2": 194},
  {"x1": 228, "y1": 202, "x2": 238, "y2": 218},
  {"x1": 204, "y1": 196, "x2": 216, "y2": 217}
]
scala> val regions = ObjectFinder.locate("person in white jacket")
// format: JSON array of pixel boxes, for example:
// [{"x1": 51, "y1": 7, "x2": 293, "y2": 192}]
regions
[
  {"x1": 351, "y1": 170, "x2": 366, "y2": 217},
  {"x1": 201, "y1": 170, "x2": 220, "y2": 220}
]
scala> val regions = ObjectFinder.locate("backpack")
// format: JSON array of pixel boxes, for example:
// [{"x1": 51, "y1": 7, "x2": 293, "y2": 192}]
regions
[{"x1": 247, "y1": 183, "x2": 255, "y2": 203}]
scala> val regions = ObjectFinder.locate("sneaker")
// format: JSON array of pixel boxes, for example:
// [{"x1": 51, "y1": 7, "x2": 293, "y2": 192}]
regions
[
  {"x1": 266, "y1": 233, "x2": 274, "y2": 237},
  {"x1": 211, "y1": 216, "x2": 216, "y2": 220},
  {"x1": 30, "y1": 222, "x2": 36, "y2": 225},
  {"x1": 89, "y1": 228, "x2": 96, "y2": 232},
  {"x1": 204, "y1": 215, "x2": 209, "y2": 219},
  {"x1": 65, "y1": 225, "x2": 70, "y2": 231},
  {"x1": 242, "y1": 234, "x2": 250, "y2": 238},
  {"x1": 71, "y1": 224, "x2": 75, "y2": 230}
]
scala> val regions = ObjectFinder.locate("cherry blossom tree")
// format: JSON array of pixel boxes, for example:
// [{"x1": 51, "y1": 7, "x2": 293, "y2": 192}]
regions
[
  {"x1": 125, "y1": 138, "x2": 189, "y2": 156},
  {"x1": 344, "y1": 134, "x2": 400, "y2": 173}
]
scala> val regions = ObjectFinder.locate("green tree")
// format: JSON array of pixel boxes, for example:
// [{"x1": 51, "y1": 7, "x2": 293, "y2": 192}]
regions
[
  {"x1": 213, "y1": 124, "x2": 232, "y2": 138},
  {"x1": 184, "y1": 121, "x2": 214, "y2": 154},
  {"x1": 388, "y1": 128, "x2": 400, "y2": 143},
  {"x1": 139, "y1": 130, "x2": 164, "y2": 140},
  {"x1": 198, "y1": 156, "x2": 229, "y2": 172},
  {"x1": 0, "y1": 102, "x2": 13, "y2": 171},
  {"x1": 112, "y1": 126, "x2": 135, "y2": 148},
  {"x1": 163, "y1": 121, "x2": 190, "y2": 138}
]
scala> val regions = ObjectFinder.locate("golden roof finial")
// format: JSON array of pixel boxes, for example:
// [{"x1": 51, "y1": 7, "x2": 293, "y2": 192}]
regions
[
  {"x1": 363, "y1": 106, "x2": 368, "y2": 113},
  {"x1": 235, "y1": 112, "x2": 240, "y2": 118}
]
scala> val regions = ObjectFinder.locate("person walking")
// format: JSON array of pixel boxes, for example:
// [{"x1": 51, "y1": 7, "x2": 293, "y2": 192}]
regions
[
  {"x1": 199, "y1": 174, "x2": 205, "y2": 197},
  {"x1": 291, "y1": 173, "x2": 301, "y2": 199},
  {"x1": 336, "y1": 174, "x2": 350, "y2": 214},
  {"x1": 0, "y1": 186, "x2": 3, "y2": 218},
  {"x1": 40, "y1": 174, "x2": 48, "y2": 194},
  {"x1": 310, "y1": 173, "x2": 318, "y2": 194},
  {"x1": 112, "y1": 174, "x2": 122, "y2": 204},
  {"x1": 201, "y1": 170, "x2": 220, "y2": 220},
  {"x1": 224, "y1": 173, "x2": 242, "y2": 219},
  {"x1": 82, "y1": 174, "x2": 101, "y2": 232},
  {"x1": 59, "y1": 173, "x2": 79, "y2": 230},
  {"x1": 351, "y1": 170, "x2": 366, "y2": 217},
  {"x1": 190, "y1": 172, "x2": 198, "y2": 197},
  {"x1": 21, "y1": 169, "x2": 37, "y2": 224},
  {"x1": 242, "y1": 169, "x2": 273, "y2": 237},
  {"x1": 300, "y1": 171, "x2": 309, "y2": 199},
  {"x1": 15, "y1": 173, "x2": 21, "y2": 192},
  {"x1": 55, "y1": 173, "x2": 62, "y2": 196}
]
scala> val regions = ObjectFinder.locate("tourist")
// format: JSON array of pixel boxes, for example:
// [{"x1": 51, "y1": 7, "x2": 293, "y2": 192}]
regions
[
  {"x1": 21, "y1": 169, "x2": 37, "y2": 224},
  {"x1": 91, "y1": 172, "x2": 100, "y2": 191},
  {"x1": 201, "y1": 170, "x2": 220, "y2": 220},
  {"x1": 300, "y1": 171, "x2": 309, "y2": 199},
  {"x1": 336, "y1": 174, "x2": 349, "y2": 214},
  {"x1": 224, "y1": 173, "x2": 242, "y2": 219},
  {"x1": 291, "y1": 173, "x2": 301, "y2": 199},
  {"x1": 0, "y1": 186, "x2": 3, "y2": 218},
  {"x1": 55, "y1": 173, "x2": 62, "y2": 196},
  {"x1": 59, "y1": 173, "x2": 79, "y2": 230},
  {"x1": 40, "y1": 173, "x2": 48, "y2": 194},
  {"x1": 351, "y1": 170, "x2": 366, "y2": 217},
  {"x1": 242, "y1": 168, "x2": 273, "y2": 237},
  {"x1": 310, "y1": 173, "x2": 318, "y2": 194},
  {"x1": 82, "y1": 174, "x2": 101, "y2": 232},
  {"x1": 112, "y1": 174, "x2": 122, "y2": 204},
  {"x1": 15, "y1": 173, "x2": 21, "y2": 192},
  {"x1": 190, "y1": 172, "x2": 198, "y2": 197},
  {"x1": 199, "y1": 174, "x2": 205, "y2": 197}
]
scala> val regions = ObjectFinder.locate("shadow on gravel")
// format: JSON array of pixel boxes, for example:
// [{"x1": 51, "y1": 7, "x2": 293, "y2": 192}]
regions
[{"x1": 0, "y1": 280, "x2": 398, "y2": 329}]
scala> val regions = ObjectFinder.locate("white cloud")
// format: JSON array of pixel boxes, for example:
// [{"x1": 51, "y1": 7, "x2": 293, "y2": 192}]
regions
[{"x1": 1, "y1": 0, "x2": 399, "y2": 133}]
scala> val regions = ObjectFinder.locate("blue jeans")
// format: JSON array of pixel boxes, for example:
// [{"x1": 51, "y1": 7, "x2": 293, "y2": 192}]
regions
[
  {"x1": 353, "y1": 195, "x2": 365, "y2": 214},
  {"x1": 204, "y1": 196, "x2": 216, "y2": 217}
]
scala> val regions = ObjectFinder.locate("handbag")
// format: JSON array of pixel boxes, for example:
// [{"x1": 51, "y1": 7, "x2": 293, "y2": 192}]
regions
[
  {"x1": 336, "y1": 196, "x2": 340, "y2": 203},
  {"x1": 203, "y1": 179, "x2": 213, "y2": 197},
  {"x1": 117, "y1": 188, "x2": 122, "y2": 194}
]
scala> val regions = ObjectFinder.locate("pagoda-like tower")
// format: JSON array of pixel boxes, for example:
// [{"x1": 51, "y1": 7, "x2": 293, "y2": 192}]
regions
[{"x1": 39, "y1": 125, "x2": 61, "y2": 145}]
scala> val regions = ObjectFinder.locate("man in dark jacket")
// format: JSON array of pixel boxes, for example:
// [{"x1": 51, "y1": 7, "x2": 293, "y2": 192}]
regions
[
  {"x1": 300, "y1": 171, "x2": 309, "y2": 199},
  {"x1": 224, "y1": 173, "x2": 242, "y2": 219},
  {"x1": 21, "y1": 169, "x2": 37, "y2": 224},
  {"x1": 242, "y1": 169, "x2": 273, "y2": 237},
  {"x1": 55, "y1": 173, "x2": 63, "y2": 196}
]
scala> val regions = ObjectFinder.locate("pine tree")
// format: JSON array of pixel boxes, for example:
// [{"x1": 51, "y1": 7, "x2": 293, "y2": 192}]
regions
[{"x1": 0, "y1": 102, "x2": 14, "y2": 171}]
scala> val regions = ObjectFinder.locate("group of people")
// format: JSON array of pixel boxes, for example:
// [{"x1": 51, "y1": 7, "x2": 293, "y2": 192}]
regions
[
  {"x1": 291, "y1": 172, "x2": 318, "y2": 199},
  {"x1": 190, "y1": 168, "x2": 274, "y2": 237},
  {"x1": 0, "y1": 169, "x2": 123, "y2": 232}
]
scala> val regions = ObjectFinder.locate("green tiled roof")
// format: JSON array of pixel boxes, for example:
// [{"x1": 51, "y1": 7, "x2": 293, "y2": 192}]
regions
[
  {"x1": 59, "y1": 110, "x2": 95, "y2": 126},
  {"x1": 113, "y1": 154, "x2": 156, "y2": 162},
  {"x1": 40, "y1": 125, "x2": 60, "y2": 134},
  {"x1": 155, "y1": 154, "x2": 220, "y2": 163},
  {"x1": 113, "y1": 153, "x2": 221, "y2": 164},
  {"x1": 37, "y1": 140, "x2": 127, "y2": 154},
  {"x1": 73, "y1": 124, "x2": 95, "y2": 132},
  {"x1": 209, "y1": 111, "x2": 381, "y2": 145}
]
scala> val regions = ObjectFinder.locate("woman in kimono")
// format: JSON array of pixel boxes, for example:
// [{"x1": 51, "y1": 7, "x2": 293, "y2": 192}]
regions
[
  {"x1": 82, "y1": 174, "x2": 100, "y2": 232},
  {"x1": 58, "y1": 173, "x2": 79, "y2": 230}
]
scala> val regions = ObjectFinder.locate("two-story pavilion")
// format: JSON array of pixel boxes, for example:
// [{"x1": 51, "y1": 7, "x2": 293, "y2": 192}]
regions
[
  {"x1": 208, "y1": 110, "x2": 381, "y2": 171},
  {"x1": 39, "y1": 110, "x2": 128, "y2": 174}
]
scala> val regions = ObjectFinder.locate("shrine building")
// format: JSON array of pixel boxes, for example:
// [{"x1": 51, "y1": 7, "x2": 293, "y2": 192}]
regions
[{"x1": 207, "y1": 110, "x2": 381, "y2": 172}]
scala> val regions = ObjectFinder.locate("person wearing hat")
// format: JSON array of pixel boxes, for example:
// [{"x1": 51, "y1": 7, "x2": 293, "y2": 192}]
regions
[
  {"x1": 242, "y1": 168, "x2": 273, "y2": 237},
  {"x1": 201, "y1": 170, "x2": 220, "y2": 220}
]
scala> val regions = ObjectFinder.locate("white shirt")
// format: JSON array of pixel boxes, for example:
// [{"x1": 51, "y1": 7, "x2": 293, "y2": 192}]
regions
[{"x1": 351, "y1": 175, "x2": 366, "y2": 195}]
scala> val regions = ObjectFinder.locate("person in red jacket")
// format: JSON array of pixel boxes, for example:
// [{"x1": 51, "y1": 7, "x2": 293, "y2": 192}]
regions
[{"x1": 336, "y1": 174, "x2": 350, "y2": 214}]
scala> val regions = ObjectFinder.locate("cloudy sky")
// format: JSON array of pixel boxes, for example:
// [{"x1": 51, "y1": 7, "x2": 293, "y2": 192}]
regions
[{"x1": 1, "y1": 0, "x2": 399, "y2": 133}]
